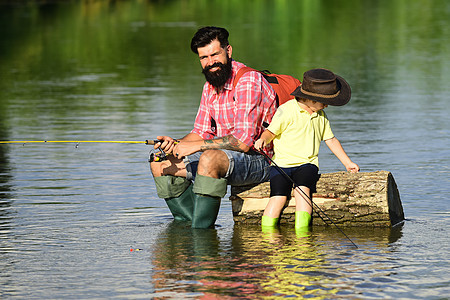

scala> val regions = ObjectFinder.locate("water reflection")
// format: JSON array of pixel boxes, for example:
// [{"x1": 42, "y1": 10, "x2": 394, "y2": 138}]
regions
[
  {"x1": 151, "y1": 222, "x2": 232, "y2": 298},
  {"x1": 150, "y1": 222, "x2": 405, "y2": 298},
  {"x1": 0, "y1": 135, "x2": 13, "y2": 231},
  {"x1": 0, "y1": 134, "x2": 14, "y2": 289}
]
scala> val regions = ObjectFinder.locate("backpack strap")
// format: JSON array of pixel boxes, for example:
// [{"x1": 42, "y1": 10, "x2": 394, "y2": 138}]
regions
[
  {"x1": 210, "y1": 116, "x2": 216, "y2": 133},
  {"x1": 233, "y1": 66, "x2": 259, "y2": 89},
  {"x1": 233, "y1": 66, "x2": 279, "y2": 100},
  {"x1": 210, "y1": 67, "x2": 269, "y2": 134},
  {"x1": 232, "y1": 67, "x2": 273, "y2": 128}
]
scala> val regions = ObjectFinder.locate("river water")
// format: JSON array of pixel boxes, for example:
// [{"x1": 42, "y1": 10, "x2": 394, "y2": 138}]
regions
[{"x1": 0, "y1": 0, "x2": 449, "y2": 299}]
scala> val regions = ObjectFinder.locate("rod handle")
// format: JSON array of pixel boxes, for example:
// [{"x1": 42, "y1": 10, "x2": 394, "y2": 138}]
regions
[
  {"x1": 145, "y1": 139, "x2": 160, "y2": 145},
  {"x1": 145, "y1": 139, "x2": 179, "y2": 145}
]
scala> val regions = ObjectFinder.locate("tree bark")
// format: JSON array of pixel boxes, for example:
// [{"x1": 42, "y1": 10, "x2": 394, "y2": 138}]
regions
[{"x1": 230, "y1": 171, "x2": 404, "y2": 227}]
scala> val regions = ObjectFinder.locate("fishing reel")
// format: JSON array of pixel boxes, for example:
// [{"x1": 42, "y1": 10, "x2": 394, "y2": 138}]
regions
[
  {"x1": 148, "y1": 139, "x2": 179, "y2": 162},
  {"x1": 149, "y1": 148, "x2": 168, "y2": 162}
]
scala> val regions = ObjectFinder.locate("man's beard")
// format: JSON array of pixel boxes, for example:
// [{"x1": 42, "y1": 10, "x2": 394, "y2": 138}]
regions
[{"x1": 202, "y1": 58, "x2": 232, "y2": 88}]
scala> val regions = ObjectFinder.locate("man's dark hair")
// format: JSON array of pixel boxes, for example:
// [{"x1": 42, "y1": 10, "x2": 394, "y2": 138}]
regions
[{"x1": 190, "y1": 26, "x2": 229, "y2": 54}]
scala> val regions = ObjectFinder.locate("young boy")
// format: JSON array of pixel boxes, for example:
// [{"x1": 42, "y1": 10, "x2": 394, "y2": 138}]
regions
[{"x1": 254, "y1": 68, "x2": 360, "y2": 231}]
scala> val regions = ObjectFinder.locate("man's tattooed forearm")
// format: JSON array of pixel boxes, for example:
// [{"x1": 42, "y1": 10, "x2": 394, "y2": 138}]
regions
[{"x1": 201, "y1": 135, "x2": 243, "y2": 152}]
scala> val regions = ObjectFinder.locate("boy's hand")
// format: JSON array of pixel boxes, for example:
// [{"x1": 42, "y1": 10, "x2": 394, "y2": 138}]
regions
[
  {"x1": 346, "y1": 162, "x2": 360, "y2": 173},
  {"x1": 254, "y1": 139, "x2": 266, "y2": 151}
]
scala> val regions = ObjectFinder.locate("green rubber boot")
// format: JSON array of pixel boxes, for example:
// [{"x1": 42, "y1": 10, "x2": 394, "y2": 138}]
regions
[
  {"x1": 295, "y1": 211, "x2": 312, "y2": 230},
  {"x1": 191, "y1": 175, "x2": 227, "y2": 229},
  {"x1": 261, "y1": 215, "x2": 279, "y2": 227},
  {"x1": 261, "y1": 215, "x2": 279, "y2": 234},
  {"x1": 191, "y1": 194, "x2": 221, "y2": 228},
  {"x1": 154, "y1": 175, "x2": 194, "y2": 221}
]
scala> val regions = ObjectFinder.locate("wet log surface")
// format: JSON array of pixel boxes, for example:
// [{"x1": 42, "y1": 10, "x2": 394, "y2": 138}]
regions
[{"x1": 230, "y1": 171, "x2": 404, "y2": 227}]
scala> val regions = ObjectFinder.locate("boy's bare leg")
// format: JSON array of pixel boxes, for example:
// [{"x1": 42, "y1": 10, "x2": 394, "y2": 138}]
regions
[
  {"x1": 294, "y1": 186, "x2": 312, "y2": 214},
  {"x1": 294, "y1": 186, "x2": 312, "y2": 229},
  {"x1": 263, "y1": 196, "x2": 287, "y2": 218}
]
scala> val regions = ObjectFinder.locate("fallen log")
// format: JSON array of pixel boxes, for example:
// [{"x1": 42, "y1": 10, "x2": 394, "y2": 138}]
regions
[{"x1": 230, "y1": 171, "x2": 404, "y2": 227}]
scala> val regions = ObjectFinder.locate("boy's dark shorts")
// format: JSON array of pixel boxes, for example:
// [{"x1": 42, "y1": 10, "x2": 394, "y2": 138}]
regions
[{"x1": 269, "y1": 163, "x2": 319, "y2": 197}]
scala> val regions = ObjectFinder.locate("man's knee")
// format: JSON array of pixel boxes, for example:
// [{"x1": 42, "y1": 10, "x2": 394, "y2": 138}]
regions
[
  {"x1": 197, "y1": 150, "x2": 229, "y2": 178},
  {"x1": 150, "y1": 157, "x2": 187, "y2": 177},
  {"x1": 150, "y1": 161, "x2": 163, "y2": 177}
]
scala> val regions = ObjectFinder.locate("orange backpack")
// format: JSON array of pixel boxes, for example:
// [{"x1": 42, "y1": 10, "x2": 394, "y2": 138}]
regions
[{"x1": 233, "y1": 66, "x2": 301, "y2": 106}]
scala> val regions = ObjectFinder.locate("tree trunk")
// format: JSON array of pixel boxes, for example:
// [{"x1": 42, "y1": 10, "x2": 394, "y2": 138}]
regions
[{"x1": 230, "y1": 171, "x2": 404, "y2": 227}]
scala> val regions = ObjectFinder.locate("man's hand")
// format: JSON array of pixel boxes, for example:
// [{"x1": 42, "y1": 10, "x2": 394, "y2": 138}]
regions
[{"x1": 154, "y1": 136, "x2": 177, "y2": 154}]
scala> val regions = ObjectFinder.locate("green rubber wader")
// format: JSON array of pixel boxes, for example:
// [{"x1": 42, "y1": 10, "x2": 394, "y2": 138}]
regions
[
  {"x1": 191, "y1": 175, "x2": 227, "y2": 229},
  {"x1": 154, "y1": 175, "x2": 194, "y2": 221},
  {"x1": 295, "y1": 211, "x2": 312, "y2": 230},
  {"x1": 261, "y1": 215, "x2": 279, "y2": 227},
  {"x1": 191, "y1": 194, "x2": 221, "y2": 228}
]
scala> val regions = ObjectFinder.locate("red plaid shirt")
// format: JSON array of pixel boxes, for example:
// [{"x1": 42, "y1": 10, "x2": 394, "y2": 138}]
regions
[{"x1": 192, "y1": 60, "x2": 277, "y2": 153}]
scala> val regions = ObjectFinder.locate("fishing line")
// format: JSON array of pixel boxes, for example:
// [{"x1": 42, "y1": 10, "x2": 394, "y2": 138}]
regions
[
  {"x1": 0, "y1": 139, "x2": 174, "y2": 161},
  {"x1": 0, "y1": 140, "x2": 159, "y2": 145},
  {"x1": 1, "y1": 139, "x2": 181, "y2": 163},
  {"x1": 256, "y1": 148, "x2": 358, "y2": 248}
]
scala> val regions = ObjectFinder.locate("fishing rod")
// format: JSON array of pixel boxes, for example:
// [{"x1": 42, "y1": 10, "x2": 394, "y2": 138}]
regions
[
  {"x1": 0, "y1": 139, "x2": 176, "y2": 162},
  {"x1": 256, "y1": 148, "x2": 358, "y2": 248},
  {"x1": 0, "y1": 140, "x2": 160, "y2": 145}
]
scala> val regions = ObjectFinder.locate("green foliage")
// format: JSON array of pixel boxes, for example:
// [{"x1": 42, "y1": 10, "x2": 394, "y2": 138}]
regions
[{"x1": 0, "y1": 0, "x2": 449, "y2": 135}]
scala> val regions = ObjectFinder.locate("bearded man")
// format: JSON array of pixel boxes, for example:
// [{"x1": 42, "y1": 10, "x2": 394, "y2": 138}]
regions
[{"x1": 150, "y1": 26, "x2": 277, "y2": 228}]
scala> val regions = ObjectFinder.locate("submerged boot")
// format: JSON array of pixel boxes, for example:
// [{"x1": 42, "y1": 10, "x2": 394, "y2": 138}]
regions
[
  {"x1": 261, "y1": 215, "x2": 279, "y2": 234},
  {"x1": 192, "y1": 175, "x2": 227, "y2": 229},
  {"x1": 191, "y1": 194, "x2": 221, "y2": 229},
  {"x1": 261, "y1": 215, "x2": 279, "y2": 227},
  {"x1": 154, "y1": 175, "x2": 194, "y2": 221},
  {"x1": 295, "y1": 211, "x2": 312, "y2": 231}
]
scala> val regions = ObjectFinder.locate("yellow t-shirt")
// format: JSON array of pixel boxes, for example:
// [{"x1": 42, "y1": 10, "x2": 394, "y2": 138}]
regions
[{"x1": 267, "y1": 99, "x2": 334, "y2": 168}]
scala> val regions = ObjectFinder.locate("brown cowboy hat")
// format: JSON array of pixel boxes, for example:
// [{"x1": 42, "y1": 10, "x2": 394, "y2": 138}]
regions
[{"x1": 291, "y1": 68, "x2": 351, "y2": 106}]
